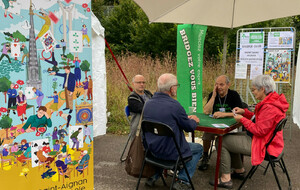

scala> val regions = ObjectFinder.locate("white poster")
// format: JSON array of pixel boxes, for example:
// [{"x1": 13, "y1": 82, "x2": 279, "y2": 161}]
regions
[
  {"x1": 235, "y1": 62, "x2": 247, "y2": 79},
  {"x1": 239, "y1": 32, "x2": 264, "y2": 79},
  {"x1": 268, "y1": 31, "x2": 294, "y2": 49},
  {"x1": 293, "y1": 43, "x2": 300, "y2": 129}
]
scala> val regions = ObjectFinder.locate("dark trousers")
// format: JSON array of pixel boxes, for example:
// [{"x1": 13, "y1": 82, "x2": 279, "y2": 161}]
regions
[
  {"x1": 7, "y1": 97, "x2": 16, "y2": 113},
  {"x1": 0, "y1": 54, "x2": 11, "y2": 63}
]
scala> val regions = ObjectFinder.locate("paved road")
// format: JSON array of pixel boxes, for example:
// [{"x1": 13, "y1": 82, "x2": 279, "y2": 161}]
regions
[{"x1": 94, "y1": 123, "x2": 300, "y2": 190}]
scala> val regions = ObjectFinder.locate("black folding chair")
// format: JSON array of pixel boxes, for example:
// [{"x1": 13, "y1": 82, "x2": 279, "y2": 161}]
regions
[
  {"x1": 120, "y1": 105, "x2": 131, "y2": 162},
  {"x1": 238, "y1": 118, "x2": 291, "y2": 190},
  {"x1": 136, "y1": 120, "x2": 194, "y2": 190}
]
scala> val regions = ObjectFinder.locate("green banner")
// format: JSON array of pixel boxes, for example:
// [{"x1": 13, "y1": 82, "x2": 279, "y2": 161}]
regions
[{"x1": 177, "y1": 24, "x2": 207, "y2": 114}]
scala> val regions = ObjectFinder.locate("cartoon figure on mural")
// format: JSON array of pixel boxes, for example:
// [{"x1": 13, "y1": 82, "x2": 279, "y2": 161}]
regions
[
  {"x1": 34, "y1": 11, "x2": 51, "y2": 41},
  {"x1": 2, "y1": 0, "x2": 16, "y2": 19}
]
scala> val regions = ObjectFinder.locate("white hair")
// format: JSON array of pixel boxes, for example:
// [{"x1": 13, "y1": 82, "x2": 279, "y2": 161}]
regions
[
  {"x1": 252, "y1": 75, "x2": 276, "y2": 95},
  {"x1": 18, "y1": 90, "x2": 23, "y2": 93},
  {"x1": 157, "y1": 73, "x2": 177, "y2": 92},
  {"x1": 83, "y1": 150, "x2": 88, "y2": 154}
]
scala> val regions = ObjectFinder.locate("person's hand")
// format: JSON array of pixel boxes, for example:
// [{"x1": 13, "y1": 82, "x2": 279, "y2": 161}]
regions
[
  {"x1": 213, "y1": 111, "x2": 225, "y2": 119},
  {"x1": 44, "y1": 111, "x2": 49, "y2": 119},
  {"x1": 234, "y1": 114, "x2": 243, "y2": 123},
  {"x1": 49, "y1": 72, "x2": 56, "y2": 75},
  {"x1": 25, "y1": 128, "x2": 34, "y2": 133},
  {"x1": 212, "y1": 84, "x2": 218, "y2": 98},
  {"x1": 188, "y1": 115, "x2": 199, "y2": 123},
  {"x1": 233, "y1": 107, "x2": 245, "y2": 115},
  {"x1": 69, "y1": 92, "x2": 73, "y2": 96}
]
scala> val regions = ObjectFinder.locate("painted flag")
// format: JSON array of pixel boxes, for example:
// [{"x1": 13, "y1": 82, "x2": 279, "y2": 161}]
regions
[{"x1": 49, "y1": 11, "x2": 59, "y2": 24}]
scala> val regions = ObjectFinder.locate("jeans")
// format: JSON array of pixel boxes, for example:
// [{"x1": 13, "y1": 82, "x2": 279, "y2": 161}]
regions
[
  {"x1": 178, "y1": 142, "x2": 203, "y2": 182},
  {"x1": 72, "y1": 138, "x2": 79, "y2": 149}
]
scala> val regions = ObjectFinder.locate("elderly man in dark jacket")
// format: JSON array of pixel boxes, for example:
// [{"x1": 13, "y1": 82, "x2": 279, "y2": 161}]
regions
[
  {"x1": 143, "y1": 73, "x2": 203, "y2": 190},
  {"x1": 128, "y1": 75, "x2": 152, "y2": 139}
]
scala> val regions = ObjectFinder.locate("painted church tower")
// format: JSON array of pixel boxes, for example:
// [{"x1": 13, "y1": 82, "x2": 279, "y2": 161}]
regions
[{"x1": 26, "y1": 0, "x2": 42, "y2": 90}]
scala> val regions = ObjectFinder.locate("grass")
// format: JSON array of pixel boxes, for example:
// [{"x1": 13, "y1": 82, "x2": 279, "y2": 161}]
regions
[{"x1": 106, "y1": 53, "x2": 236, "y2": 135}]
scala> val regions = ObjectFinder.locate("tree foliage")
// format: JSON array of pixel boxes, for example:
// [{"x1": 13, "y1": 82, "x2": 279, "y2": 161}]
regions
[
  {"x1": 0, "y1": 115, "x2": 12, "y2": 139},
  {"x1": 0, "y1": 77, "x2": 11, "y2": 93}
]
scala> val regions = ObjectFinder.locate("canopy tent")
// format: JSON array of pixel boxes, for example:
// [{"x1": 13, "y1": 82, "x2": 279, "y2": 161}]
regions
[{"x1": 92, "y1": 12, "x2": 107, "y2": 136}]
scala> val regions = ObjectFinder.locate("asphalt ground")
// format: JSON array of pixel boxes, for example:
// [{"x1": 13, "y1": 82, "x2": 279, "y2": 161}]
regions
[{"x1": 94, "y1": 123, "x2": 300, "y2": 190}]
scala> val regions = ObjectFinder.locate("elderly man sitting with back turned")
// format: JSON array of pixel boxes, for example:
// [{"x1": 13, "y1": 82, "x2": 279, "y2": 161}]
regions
[{"x1": 143, "y1": 73, "x2": 203, "y2": 190}]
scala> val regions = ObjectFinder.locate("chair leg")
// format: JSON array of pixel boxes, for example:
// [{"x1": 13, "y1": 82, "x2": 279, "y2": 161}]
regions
[
  {"x1": 136, "y1": 158, "x2": 147, "y2": 190},
  {"x1": 269, "y1": 160, "x2": 282, "y2": 190},
  {"x1": 181, "y1": 160, "x2": 195, "y2": 190},
  {"x1": 208, "y1": 139, "x2": 214, "y2": 159},
  {"x1": 263, "y1": 163, "x2": 270, "y2": 175},
  {"x1": 249, "y1": 165, "x2": 259, "y2": 179},
  {"x1": 278, "y1": 160, "x2": 286, "y2": 173},
  {"x1": 280, "y1": 158, "x2": 291, "y2": 188},
  {"x1": 160, "y1": 172, "x2": 167, "y2": 186},
  {"x1": 238, "y1": 166, "x2": 258, "y2": 190},
  {"x1": 120, "y1": 136, "x2": 131, "y2": 162}
]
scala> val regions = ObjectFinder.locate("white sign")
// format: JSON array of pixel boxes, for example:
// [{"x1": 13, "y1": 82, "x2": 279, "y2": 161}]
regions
[
  {"x1": 268, "y1": 31, "x2": 294, "y2": 49},
  {"x1": 235, "y1": 62, "x2": 247, "y2": 79},
  {"x1": 239, "y1": 32, "x2": 265, "y2": 79}
]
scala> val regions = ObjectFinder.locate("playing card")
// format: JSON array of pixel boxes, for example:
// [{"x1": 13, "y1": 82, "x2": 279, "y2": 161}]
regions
[
  {"x1": 69, "y1": 125, "x2": 84, "y2": 149},
  {"x1": 25, "y1": 87, "x2": 35, "y2": 99},
  {"x1": 40, "y1": 30, "x2": 56, "y2": 53},
  {"x1": 10, "y1": 43, "x2": 20, "y2": 57},
  {"x1": 8, "y1": 1, "x2": 21, "y2": 15},
  {"x1": 69, "y1": 30, "x2": 83, "y2": 53},
  {"x1": 31, "y1": 138, "x2": 49, "y2": 168}
]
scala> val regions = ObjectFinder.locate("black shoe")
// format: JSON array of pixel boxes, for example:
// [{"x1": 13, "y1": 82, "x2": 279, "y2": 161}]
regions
[
  {"x1": 209, "y1": 177, "x2": 233, "y2": 189},
  {"x1": 172, "y1": 180, "x2": 192, "y2": 190},
  {"x1": 65, "y1": 175, "x2": 69, "y2": 178},
  {"x1": 69, "y1": 109, "x2": 73, "y2": 114},
  {"x1": 63, "y1": 108, "x2": 69, "y2": 111},
  {"x1": 145, "y1": 177, "x2": 157, "y2": 187},
  {"x1": 13, "y1": 111, "x2": 16, "y2": 115},
  {"x1": 198, "y1": 155, "x2": 209, "y2": 171},
  {"x1": 231, "y1": 170, "x2": 246, "y2": 180}
]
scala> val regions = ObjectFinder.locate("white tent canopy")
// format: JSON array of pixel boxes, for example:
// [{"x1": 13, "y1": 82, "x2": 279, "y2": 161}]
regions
[{"x1": 92, "y1": 12, "x2": 107, "y2": 136}]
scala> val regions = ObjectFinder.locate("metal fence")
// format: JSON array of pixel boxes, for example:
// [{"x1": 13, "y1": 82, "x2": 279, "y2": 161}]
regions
[{"x1": 235, "y1": 27, "x2": 296, "y2": 139}]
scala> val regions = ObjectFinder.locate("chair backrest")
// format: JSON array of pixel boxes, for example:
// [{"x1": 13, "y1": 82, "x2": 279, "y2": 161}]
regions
[
  {"x1": 124, "y1": 106, "x2": 130, "y2": 124},
  {"x1": 266, "y1": 117, "x2": 287, "y2": 148},
  {"x1": 141, "y1": 120, "x2": 184, "y2": 160}
]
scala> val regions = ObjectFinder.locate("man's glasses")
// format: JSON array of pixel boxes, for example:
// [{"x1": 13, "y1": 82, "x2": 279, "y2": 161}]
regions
[
  {"x1": 172, "y1": 84, "x2": 180, "y2": 88},
  {"x1": 134, "y1": 81, "x2": 146, "y2": 84}
]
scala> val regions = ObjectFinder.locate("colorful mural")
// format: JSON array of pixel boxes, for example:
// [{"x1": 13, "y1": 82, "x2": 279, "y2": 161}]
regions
[{"x1": 0, "y1": 0, "x2": 93, "y2": 189}]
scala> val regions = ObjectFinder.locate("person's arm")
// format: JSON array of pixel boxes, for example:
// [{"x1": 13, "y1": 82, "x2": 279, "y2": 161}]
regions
[
  {"x1": 203, "y1": 87, "x2": 217, "y2": 114},
  {"x1": 128, "y1": 95, "x2": 144, "y2": 113},
  {"x1": 240, "y1": 105, "x2": 278, "y2": 137},
  {"x1": 22, "y1": 116, "x2": 34, "y2": 130},
  {"x1": 176, "y1": 104, "x2": 197, "y2": 132}
]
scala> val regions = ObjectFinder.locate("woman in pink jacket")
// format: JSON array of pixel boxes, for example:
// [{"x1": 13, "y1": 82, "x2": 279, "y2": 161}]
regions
[{"x1": 209, "y1": 75, "x2": 289, "y2": 189}]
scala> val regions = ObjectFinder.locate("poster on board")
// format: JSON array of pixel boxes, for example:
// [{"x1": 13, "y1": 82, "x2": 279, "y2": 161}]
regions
[
  {"x1": 268, "y1": 31, "x2": 294, "y2": 49},
  {"x1": 239, "y1": 32, "x2": 264, "y2": 79},
  {"x1": 264, "y1": 50, "x2": 291, "y2": 83},
  {"x1": 0, "y1": 0, "x2": 94, "y2": 189}
]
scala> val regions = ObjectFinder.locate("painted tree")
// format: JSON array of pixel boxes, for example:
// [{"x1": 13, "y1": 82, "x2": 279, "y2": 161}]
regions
[
  {"x1": 59, "y1": 53, "x2": 74, "y2": 66},
  {"x1": 0, "y1": 115, "x2": 12, "y2": 139},
  {"x1": 0, "y1": 77, "x2": 11, "y2": 103},
  {"x1": 4, "y1": 30, "x2": 29, "y2": 42},
  {"x1": 80, "y1": 60, "x2": 90, "y2": 78}
]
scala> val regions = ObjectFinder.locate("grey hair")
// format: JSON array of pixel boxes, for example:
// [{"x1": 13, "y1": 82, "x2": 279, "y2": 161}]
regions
[
  {"x1": 216, "y1": 75, "x2": 230, "y2": 84},
  {"x1": 132, "y1": 74, "x2": 144, "y2": 82},
  {"x1": 157, "y1": 73, "x2": 177, "y2": 92},
  {"x1": 252, "y1": 75, "x2": 276, "y2": 95}
]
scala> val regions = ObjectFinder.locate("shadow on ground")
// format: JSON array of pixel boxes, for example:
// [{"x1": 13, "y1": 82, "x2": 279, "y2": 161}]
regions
[{"x1": 94, "y1": 123, "x2": 300, "y2": 190}]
